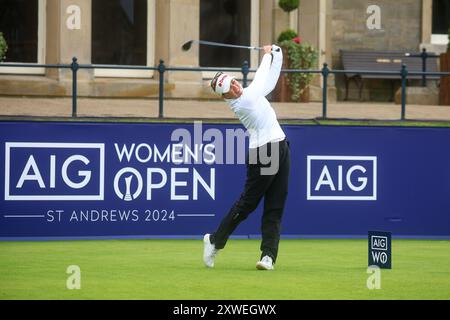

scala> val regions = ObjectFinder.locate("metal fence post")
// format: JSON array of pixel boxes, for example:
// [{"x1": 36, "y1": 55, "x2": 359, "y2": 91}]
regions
[
  {"x1": 158, "y1": 59, "x2": 166, "y2": 119},
  {"x1": 71, "y1": 57, "x2": 79, "y2": 117},
  {"x1": 421, "y1": 48, "x2": 427, "y2": 87},
  {"x1": 242, "y1": 61, "x2": 249, "y2": 88},
  {"x1": 321, "y1": 63, "x2": 330, "y2": 119},
  {"x1": 401, "y1": 64, "x2": 408, "y2": 120}
]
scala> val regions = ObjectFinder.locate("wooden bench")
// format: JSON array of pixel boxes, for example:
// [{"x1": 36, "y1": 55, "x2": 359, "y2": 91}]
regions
[{"x1": 341, "y1": 50, "x2": 439, "y2": 101}]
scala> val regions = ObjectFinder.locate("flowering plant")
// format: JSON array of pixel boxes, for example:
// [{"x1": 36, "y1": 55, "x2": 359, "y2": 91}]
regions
[{"x1": 279, "y1": 36, "x2": 318, "y2": 101}]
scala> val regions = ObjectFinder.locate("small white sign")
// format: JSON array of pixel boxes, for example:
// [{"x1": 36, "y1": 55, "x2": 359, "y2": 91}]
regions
[
  {"x1": 366, "y1": 5, "x2": 382, "y2": 30},
  {"x1": 66, "y1": 5, "x2": 82, "y2": 30}
]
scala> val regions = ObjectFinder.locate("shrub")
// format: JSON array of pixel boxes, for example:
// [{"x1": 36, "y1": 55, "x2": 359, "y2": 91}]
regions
[
  {"x1": 448, "y1": 28, "x2": 450, "y2": 52},
  {"x1": 279, "y1": 38, "x2": 318, "y2": 101},
  {"x1": 278, "y1": 0, "x2": 300, "y2": 13},
  {"x1": 277, "y1": 29, "x2": 298, "y2": 44},
  {"x1": 0, "y1": 32, "x2": 7, "y2": 61}
]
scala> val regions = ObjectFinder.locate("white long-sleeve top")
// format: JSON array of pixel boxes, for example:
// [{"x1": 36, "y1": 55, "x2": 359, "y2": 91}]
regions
[{"x1": 225, "y1": 47, "x2": 286, "y2": 149}]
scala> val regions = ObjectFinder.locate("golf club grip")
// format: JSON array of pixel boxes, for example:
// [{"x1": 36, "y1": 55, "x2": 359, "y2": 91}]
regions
[
  {"x1": 255, "y1": 47, "x2": 281, "y2": 52},
  {"x1": 254, "y1": 47, "x2": 280, "y2": 52}
]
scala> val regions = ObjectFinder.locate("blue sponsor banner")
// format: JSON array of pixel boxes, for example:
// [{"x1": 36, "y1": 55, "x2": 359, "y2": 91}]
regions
[{"x1": 1, "y1": 121, "x2": 450, "y2": 239}]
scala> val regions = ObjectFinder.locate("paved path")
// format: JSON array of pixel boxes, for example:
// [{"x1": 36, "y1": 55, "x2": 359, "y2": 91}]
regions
[{"x1": 1, "y1": 97, "x2": 450, "y2": 121}]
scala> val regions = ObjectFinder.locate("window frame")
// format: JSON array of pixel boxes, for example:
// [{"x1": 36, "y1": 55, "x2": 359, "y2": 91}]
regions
[
  {"x1": 201, "y1": 0, "x2": 259, "y2": 80},
  {"x1": 431, "y1": 34, "x2": 449, "y2": 46},
  {"x1": 431, "y1": 0, "x2": 450, "y2": 45},
  {"x1": 93, "y1": 0, "x2": 156, "y2": 78},
  {"x1": 0, "y1": 0, "x2": 46, "y2": 75}
]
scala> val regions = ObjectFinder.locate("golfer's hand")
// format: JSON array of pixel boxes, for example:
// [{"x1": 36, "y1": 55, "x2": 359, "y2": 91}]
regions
[
  {"x1": 272, "y1": 44, "x2": 281, "y2": 53},
  {"x1": 263, "y1": 45, "x2": 272, "y2": 54}
]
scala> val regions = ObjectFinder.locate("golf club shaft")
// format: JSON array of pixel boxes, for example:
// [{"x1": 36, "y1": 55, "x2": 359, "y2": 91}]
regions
[{"x1": 196, "y1": 40, "x2": 262, "y2": 51}]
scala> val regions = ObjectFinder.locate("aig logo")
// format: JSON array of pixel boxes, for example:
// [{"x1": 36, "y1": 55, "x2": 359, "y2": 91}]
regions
[
  {"x1": 4, "y1": 142, "x2": 105, "y2": 201},
  {"x1": 307, "y1": 156, "x2": 377, "y2": 201}
]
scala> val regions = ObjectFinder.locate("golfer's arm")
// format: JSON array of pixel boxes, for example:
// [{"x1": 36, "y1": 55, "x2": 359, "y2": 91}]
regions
[
  {"x1": 246, "y1": 54, "x2": 272, "y2": 96},
  {"x1": 262, "y1": 49, "x2": 283, "y2": 96}
]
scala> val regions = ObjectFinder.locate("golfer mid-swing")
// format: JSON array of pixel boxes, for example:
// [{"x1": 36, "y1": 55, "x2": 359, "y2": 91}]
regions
[{"x1": 204, "y1": 44, "x2": 290, "y2": 270}]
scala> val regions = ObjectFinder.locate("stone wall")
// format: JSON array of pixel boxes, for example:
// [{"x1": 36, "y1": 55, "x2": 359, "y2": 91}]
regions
[{"x1": 331, "y1": 0, "x2": 423, "y2": 101}]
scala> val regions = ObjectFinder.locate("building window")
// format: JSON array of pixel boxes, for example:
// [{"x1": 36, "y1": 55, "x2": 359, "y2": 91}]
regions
[
  {"x1": 0, "y1": 0, "x2": 38, "y2": 62},
  {"x1": 200, "y1": 0, "x2": 251, "y2": 68},
  {"x1": 432, "y1": 0, "x2": 450, "y2": 34},
  {"x1": 0, "y1": 0, "x2": 46, "y2": 74},
  {"x1": 432, "y1": 0, "x2": 450, "y2": 44},
  {"x1": 92, "y1": 0, "x2": 155, "y2": 77}
]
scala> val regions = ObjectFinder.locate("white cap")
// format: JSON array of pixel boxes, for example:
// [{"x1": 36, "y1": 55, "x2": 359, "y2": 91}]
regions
[{"x1": 211, "y1": 72, "x2": 235, "y2": 95}]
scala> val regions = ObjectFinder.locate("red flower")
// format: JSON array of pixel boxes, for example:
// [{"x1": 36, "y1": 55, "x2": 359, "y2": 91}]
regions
[{"x1": 292, "y1": 37, "x2": 301, "y2": 44}]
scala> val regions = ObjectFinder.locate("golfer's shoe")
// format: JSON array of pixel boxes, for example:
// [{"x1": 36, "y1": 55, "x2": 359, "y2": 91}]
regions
[
  {"x1": 203, "y1": 234, "x2": 219, "y2": 268},
  {"x1": 256, "y1": 255, "x2": 274, "y2": 270}
]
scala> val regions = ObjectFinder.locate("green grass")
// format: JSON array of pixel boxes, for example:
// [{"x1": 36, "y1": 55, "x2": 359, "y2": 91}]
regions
[{"x1": 1, "y1": 239, "x2": 449, "y2": 300}]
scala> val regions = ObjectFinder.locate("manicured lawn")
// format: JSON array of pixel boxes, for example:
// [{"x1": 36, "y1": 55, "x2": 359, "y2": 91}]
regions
[{"x1": 1, "y1": 239, "x2": 449, "y2": 300}]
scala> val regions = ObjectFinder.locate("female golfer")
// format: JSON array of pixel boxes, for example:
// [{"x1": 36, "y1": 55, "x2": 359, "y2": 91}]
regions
[{"x1": 203, "y1": 44, "x2": 290, "y2": 270}]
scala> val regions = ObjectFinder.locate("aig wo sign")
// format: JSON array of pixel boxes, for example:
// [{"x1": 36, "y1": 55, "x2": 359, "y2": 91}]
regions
[{"x1": 368, "y1": 231, "x2": 392, "y2": 269}]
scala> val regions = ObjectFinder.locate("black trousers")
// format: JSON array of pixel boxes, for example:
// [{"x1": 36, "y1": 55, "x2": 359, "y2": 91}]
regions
[{"x1": 210, "y1": 139, "x2": 290, "y2": 263}]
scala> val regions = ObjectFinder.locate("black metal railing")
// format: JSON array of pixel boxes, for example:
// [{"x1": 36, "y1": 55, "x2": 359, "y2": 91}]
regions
[
  {"x1": 405, "y1": 48, "x2": 440, "y2": 87},
  {"x1": 1, "y1": 56, "x2": 450, "y2": 121}
]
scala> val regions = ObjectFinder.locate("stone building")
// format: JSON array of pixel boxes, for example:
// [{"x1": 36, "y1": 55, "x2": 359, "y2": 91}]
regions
[{"x1": 0, "y1": 0, "x2": 448, "y2": 102}]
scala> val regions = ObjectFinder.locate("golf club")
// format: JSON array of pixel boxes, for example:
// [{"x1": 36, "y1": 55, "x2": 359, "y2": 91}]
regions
[{"x1": 182, "y1": 40, "x2": 280, "y2": 52}]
